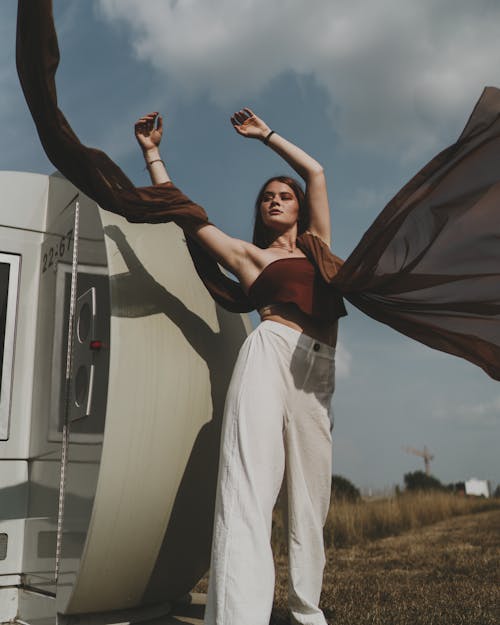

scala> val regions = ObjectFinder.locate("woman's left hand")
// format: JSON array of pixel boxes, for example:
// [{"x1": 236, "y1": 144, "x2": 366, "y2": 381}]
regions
[
  {"x1": 135, "y1": 112, "x2": 163, "y2": 153},
  {"x1": 230, "y1": 108, "x2": 271, "y2": 140}
]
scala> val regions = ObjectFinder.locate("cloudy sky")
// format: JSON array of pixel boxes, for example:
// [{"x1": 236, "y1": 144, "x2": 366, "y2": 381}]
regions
[{"x1": 1, "y1": 0, "x2": 499, "y2": 491}]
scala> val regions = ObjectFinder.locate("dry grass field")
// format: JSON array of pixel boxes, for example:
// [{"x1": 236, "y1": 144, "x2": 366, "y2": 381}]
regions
[
  {"x1": 272, "y1": 501, "x2": 500, "y2": 625},
  {"x1": 273, "y1": 491, "x2": 499, "y2": 552},
  {"x1": 195, "y1": 494, "x2": 500, "y2": 625}
]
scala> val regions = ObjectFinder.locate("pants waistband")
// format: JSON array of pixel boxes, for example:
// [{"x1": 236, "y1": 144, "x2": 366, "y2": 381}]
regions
[{"x1": 257, "y1": 320, "x2": 336, "y2": 360}]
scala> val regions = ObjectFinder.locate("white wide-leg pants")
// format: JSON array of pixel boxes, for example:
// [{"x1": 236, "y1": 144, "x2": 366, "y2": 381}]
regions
[{"x1": 205, "y1": 320, "x2": 335, "y2": 625}]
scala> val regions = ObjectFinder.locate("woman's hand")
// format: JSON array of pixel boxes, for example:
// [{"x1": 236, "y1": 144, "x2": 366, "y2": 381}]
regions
[
  {"x1": 135, "y1": 112, "x2": 163, "y2": 153},
  {"x1": 135, "y1": 111, "x2": 171, "y2": 184},
  {"x1": 230, "y1": 108, "x2": 271, "y2": 140}
]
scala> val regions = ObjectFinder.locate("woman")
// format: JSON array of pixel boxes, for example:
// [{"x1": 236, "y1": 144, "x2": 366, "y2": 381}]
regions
[
  {"x1": 135, "y1": 108, "x2": 346, "y2": 625},
  {"x1": 15, "y1": 7, "x2": 500, "y2": 624}
]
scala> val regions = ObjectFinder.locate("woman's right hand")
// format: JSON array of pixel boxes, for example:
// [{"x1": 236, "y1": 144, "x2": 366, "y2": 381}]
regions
[
  {"x1": 230, "y1": 108, "x2": 271, "y2": 140},
  {"x1": 134, "y1": 112, "x2": 163, "y2": 153}
]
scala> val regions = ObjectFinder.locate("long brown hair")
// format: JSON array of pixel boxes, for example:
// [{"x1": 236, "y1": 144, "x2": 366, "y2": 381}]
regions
[{"x1": 252, "y1": 176, "x2": 308, "y2": 248}]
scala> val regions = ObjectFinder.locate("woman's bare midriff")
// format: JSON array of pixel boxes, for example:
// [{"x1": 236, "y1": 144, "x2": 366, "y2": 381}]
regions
[{"x1": 258, "y1": 303, "x2": 338, "y2": 346}]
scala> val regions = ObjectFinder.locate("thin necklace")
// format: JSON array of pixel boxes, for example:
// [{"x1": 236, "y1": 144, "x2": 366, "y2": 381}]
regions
[{"x1": 270, "y1": 242, "x2": 295, "y2": 254}]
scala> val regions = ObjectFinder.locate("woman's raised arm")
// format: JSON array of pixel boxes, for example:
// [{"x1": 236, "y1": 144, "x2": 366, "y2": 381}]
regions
[
  {"x1": 135, "y1": 112, "x2": 171, "y2": 184},
  {"x1": 135, "y1": 112, "x2": 253, "y2": 277},
  {"x1": 231, "y1": 108, "x2": 331, "y2": 246}
]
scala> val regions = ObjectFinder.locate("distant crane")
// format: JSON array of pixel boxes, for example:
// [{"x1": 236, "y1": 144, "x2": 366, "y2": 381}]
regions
[{"x1": 403, "y1": 445, "x2": 434, "y2": 475}]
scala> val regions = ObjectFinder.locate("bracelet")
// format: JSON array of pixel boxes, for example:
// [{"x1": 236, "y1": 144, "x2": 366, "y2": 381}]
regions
[
  {"x1": 263, "y1": 130, "x2": 275, "y2": 145},
  {"x1": 147, "y1": 158, "x2": 164, "y2": 167}
]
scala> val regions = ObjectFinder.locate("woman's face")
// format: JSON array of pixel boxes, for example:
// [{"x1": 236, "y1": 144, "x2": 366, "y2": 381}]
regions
[{"x1": 259, "y1": 181, "x2": 300, "y2": 232}]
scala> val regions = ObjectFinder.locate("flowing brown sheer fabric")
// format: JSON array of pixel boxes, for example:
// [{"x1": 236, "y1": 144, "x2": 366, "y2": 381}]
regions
[
  {"x1": 15, "y1": 0, "x2": 251, "y2": 313},
  {"x1": 16, "y1": 0, "x2": 500, "y2": 380}
]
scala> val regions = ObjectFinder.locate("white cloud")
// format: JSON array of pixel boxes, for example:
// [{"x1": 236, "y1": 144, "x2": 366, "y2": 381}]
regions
[
  {"x1": 335, "y1": 340, "x2": 352, "y2": 379},
  {"x1": 433, "y1": 396, "x2": 500, "y2": 427},
  {"x1": 96, "y1": 0, "x2": 500, "y2": 157}
]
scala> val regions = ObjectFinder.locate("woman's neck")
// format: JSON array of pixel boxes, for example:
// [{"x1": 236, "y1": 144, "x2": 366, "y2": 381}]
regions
[{"x1": 268, "y1": 233, "x2": 297, "y2": 254}]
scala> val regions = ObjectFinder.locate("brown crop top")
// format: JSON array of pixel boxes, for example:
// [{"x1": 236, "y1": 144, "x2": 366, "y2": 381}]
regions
[{"x1": 248, "y1": 257, "x2": 347, "y2": 322}]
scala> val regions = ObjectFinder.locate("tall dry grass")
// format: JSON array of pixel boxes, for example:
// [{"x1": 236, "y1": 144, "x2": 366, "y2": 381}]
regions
[{"x1": 272, "y1": 492, "x2": 500, "y2": 553}]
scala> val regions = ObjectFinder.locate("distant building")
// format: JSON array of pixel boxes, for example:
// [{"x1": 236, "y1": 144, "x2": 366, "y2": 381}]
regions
[{"x1": 465, "y1": 478, "x2": 490, "y2": 498}]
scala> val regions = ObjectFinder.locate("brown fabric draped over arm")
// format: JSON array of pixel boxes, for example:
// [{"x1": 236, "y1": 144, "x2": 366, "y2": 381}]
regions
[
  {"x1": 15, "y1": 0, "x2": 253, "y2": 312},
  {"x1": 16, "y1": 0, "x2": 500, "y2": 378},
  {"x1": 288, "y1": 89, "x2": 500, "y2": 381},
  {"x1": 16, "y1": 0, "x2": 204, "y2": 228},
  {"x1": 332, "y1": 88, "x2": 500, "y2": 380}
]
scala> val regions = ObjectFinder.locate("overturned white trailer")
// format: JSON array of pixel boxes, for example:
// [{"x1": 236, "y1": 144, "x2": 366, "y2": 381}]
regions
[{"x1": 0, "y1": 171, "x2": 249, "y2": 624}]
